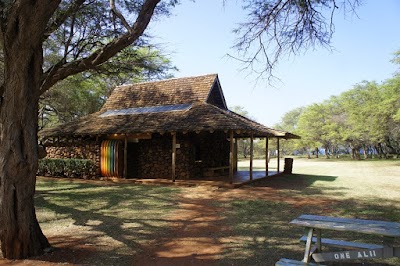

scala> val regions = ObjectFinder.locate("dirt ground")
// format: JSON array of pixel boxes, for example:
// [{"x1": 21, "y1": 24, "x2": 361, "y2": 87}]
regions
[
  {"x1": 0, "y1": 167, "x2": 396, "y2": 266},
  {"x1": 0, "y1": 179, "x2": 332, "y2": 266},
  {"x1": 132, "y1": 185, "x2": 335, "y2": 266}
]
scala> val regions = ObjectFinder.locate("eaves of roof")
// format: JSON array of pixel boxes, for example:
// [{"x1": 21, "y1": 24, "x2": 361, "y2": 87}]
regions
[{"x1": 39, "y1": 103, "x2": 299, "y2": 139}]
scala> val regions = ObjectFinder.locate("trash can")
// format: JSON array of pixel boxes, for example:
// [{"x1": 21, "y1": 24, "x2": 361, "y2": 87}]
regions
[{"x1": 284, "y1": 158, "x2": 293, "y2": 174}]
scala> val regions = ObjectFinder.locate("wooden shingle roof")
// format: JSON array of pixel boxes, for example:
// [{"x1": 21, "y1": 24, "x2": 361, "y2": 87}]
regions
[
  {"x1": 40, "y1": 74, "x2": 299, "y2": 139},
  {"x1": 101, "y1": 73, "x2": 225, "y2": 111},
  {"x1": 40, "y1": 103, "x2": 299, "y2": 139}
]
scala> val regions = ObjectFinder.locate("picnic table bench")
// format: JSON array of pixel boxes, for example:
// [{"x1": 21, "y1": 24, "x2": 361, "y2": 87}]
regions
[
  {"x1": 276, "y1": 214, "x2": 400, "y2": 265},
  {"x1": 204, "y1": 166, "x2": 230, "y2": 177}
]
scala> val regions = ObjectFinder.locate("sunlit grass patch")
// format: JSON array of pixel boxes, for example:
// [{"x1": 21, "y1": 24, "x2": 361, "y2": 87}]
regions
[
  {"x1": 219, "y1": 159, "x2": 400, "y2": 265},
  {"x1": 35, "y1": 177, "x2": 180, "y2": 263},
  {"x1": 219, "y1": 199, "x2": 305, "y2": 265}
]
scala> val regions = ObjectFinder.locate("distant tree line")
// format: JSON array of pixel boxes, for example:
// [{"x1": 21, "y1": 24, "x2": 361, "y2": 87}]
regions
[
  {"x1": 231, "y1": 106, "x2": 284, "y2": 160},
  {"x1": 275, "y1": 51, "x2": 400, "y2": 159}
]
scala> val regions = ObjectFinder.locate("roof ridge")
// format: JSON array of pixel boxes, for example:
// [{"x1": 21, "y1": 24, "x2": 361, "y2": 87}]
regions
[{"x1": 116, "y1": 73, "x2": 218, "y2": 88}]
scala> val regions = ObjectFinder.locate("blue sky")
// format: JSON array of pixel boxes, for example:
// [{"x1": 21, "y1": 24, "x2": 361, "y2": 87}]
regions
[{"x1": 149, "y1": 1, "x2": 400, "y2": 126}]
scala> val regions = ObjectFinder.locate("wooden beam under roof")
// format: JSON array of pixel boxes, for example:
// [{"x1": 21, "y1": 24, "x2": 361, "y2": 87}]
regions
[
  {"x1": 229, "y1": 130, "x2": 234, "y2": 184},
  {"x1": 265, "y1": 137, "x2": 269, "y2": 176},
  {"x1": 250, "y1": 134, "x2": 254, "y2": 181},
  {"x1": 172, "y1": 132, "x2": 176, "y2": 182}
]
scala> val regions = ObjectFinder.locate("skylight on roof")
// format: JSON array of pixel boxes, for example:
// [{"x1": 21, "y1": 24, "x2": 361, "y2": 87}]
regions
[{"x1": 100, "y1": 104, "x2": 192, "y2": 117}]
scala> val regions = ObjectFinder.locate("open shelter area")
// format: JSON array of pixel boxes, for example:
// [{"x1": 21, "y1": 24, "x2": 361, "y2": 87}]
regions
[
  {"x1": 0, "y1": 158, "x2": 399, "y2": 266},
  {"x1": 39, "y1": 74, "x2": 298, "y2": 184}
]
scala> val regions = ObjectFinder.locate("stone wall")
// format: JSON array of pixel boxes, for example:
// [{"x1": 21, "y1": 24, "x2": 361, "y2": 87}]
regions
[
  {"x1": 127, "y1": 134, "x2": 195, "y2": 179},
  {"x1": 44, "y1": 131, "x2": 231, "y2": 180},
  {"x1": 45, "y1": 140, "x2": 101, "y2": 177},
  {"x1": 128, "y1": 135, "x2": 172, "y2": 179},
  {"x1": 127, "y1": 132, "x2": 230, "y2": 180},
  {"x1": 198, "y1": 131, "x2": 230, "y2": 168}
]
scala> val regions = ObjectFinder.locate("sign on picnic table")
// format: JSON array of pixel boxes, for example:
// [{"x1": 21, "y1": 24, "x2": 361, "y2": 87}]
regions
[
  {"x1": 290, "y1": 215, "x2": 400, "y2": 263},
  {"x1": 312, "y1": 248, "x2": 389, "y2": 262}
]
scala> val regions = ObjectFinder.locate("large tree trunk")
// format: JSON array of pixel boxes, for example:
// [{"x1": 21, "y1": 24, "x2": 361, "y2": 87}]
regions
[
  {"x1": 0, "y1": 41, "x2": 50, "y2": 260},
  {"x1": 0, "y1": 51, "x2": 51, "y2": 259},
  {"x1": 324, "y1": 145, "x2": 330, "y2": 159},
  {"x1": 0, "y1": 1, "x2": 57, "y2": 259},
  {"x1": 363, "y1": 145, "x2": 368, "y2": 159}
]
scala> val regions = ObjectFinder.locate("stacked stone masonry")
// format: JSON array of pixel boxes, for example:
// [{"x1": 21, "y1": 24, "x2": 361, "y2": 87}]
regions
[
  {"x1": 45, "y1": 132, "x2": 230, "y2": 180},
  {"x1": 45, "y1": 140, "x2": 101, "y2": 177}
]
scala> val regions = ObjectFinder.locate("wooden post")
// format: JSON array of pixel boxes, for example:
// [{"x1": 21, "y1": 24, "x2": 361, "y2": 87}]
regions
[
  {"x1": 172, "y1": 132, "x2": 176, "y2": 182},
  {"x1": 265, "y1": 137, "x2": 269, "y2": 176},
  {"x1": 250, "y1": 134, "x2": 253, "y2": 180},
  {"x1": 229, "y1": 130, "x2": 234, "y2": 184},
  {"x1": 303, "y1": 228, "x2": 314, "y2": 263},
  {"x1": 234, "y1": 138, "x2": 238, "y2": 173},
  {"x1": 316, "y1": 229, "x2": 322, "y2": 253},
  {"x1": 277, "y1": 138, "x2": 280, "y2": 173},
  {"x1": 123, "y1": 134, "x2": 128, "y2": 178},
  {"x1": 383, "y1": 236, "x2": 395, "y2": 258}
]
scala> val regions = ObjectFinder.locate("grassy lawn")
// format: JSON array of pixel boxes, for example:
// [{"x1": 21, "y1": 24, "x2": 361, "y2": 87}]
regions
[
  {"x1": 220, "y1": 158, "x2": 400, "y2": 265},
  {"x1": 20, "y1": 159, "x2": 400, "y2": 265},
  {"x1": 35, "y1": 178, "x2": 180, "y2": 265}
]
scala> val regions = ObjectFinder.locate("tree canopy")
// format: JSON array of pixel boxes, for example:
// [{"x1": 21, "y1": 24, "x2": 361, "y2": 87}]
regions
[
  {"x1": 39, "y1": 46, "x2": 176, "y2": 129},
  {"x1": 275, "y1": 51, "x2": 400, "y2": 159}
]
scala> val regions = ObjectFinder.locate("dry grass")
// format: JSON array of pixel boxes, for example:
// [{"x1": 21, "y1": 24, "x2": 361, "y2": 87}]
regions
[
  {"x1": 33, "y1": 178, "x2": 180, "y2": 265},
  {"x1": 221, "y1": 158, "x2": 400, "y2": 265},
  {"x1": 1, "y1": 159, "x2": 399, "y2": 265}
]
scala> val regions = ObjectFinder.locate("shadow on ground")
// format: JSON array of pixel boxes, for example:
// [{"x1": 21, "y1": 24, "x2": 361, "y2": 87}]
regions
[
  {"x1": 252, "y1": 173, "x2": 338, "y2": 189},
  {"x1": 1, "y1": 174, "x2": 398, "y2": 266},
  {"x1": 26, "y1": 178, "x2": 179, "y2": 265}
]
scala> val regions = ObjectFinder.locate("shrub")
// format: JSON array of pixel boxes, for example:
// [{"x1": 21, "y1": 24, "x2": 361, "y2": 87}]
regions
[{"x1": 38, "y1": 158, "x2": 97, "y2": 179}]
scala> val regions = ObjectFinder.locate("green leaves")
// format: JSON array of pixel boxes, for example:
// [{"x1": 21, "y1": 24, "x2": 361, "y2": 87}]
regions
[
  {"x1": 39, "y1": 46, "x2": 176, "y2": 129},
  {"x1": 38, "y1": 158, "x2": 97, "y2": 178},
  {"x1": 275, "y1": 52, "x2": 400, "y2": 157}
]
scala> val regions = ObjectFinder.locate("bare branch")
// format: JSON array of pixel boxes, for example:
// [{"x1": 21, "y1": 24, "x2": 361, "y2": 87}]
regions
[
  {"x1": 110, "y1": 0, "x2": 132, "y2": 32},
  {"x1": 231, "y1": 0, "x2": 361, "y2": 80},
  {"x1": 44, "y1": 0, "x2": 85, "y2": 39},
  {"x1": 64, "y1": 13, "x2": 76, "y2": 59}
]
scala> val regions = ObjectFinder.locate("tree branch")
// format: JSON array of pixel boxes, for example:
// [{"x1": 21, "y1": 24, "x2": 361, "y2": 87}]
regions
[
  {"x1": 43, "y1": 0, "x2": 85, "y2": 40},
  {"x1": 40, "y1": 0, "x2": 161, "y2": 94},
  {"x1": 231, "y1": 0, "x2": 360, "y2": 81},
  {"x1": 110, "y1": 0, "x2": 132, "y2": 32},
  {"x1": 64, "y1": 13, "x2": 76, "y2": 59}
]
